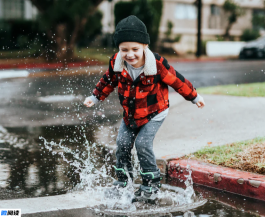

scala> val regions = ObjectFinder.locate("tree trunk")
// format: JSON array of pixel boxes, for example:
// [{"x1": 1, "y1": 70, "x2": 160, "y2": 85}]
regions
[
  {"x1": 224, "y1": 24, "x2": 231, "y2": 40},
  {"x1": 54, "y1": 24, "x2": 75, "y2": 66},
  {"x1": 29, "y1": 0, "x2": 103, "y2": 66},
  {"x1": 44, "y1": 24, "x2": 76, "y2": 65},
  {"x1": 47, "y1": 17, "x2": 89, "y2": 65},
  {"x1": 224, "y1": 21, "x2": 233, "y2": 41}
]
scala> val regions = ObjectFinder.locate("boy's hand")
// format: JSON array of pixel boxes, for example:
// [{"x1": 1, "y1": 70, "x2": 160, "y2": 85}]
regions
[
  {"x1": 196, "y1": 100, "x2": 205, "y2": 109},
  {"x1": 84, "y1": 97, "x2": 95, "y2": 107}
]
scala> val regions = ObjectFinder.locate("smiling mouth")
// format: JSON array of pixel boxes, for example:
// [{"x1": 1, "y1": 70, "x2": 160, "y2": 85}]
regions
[{"x1": 126, "y1": 58, "x2": 136, "y2": 61}]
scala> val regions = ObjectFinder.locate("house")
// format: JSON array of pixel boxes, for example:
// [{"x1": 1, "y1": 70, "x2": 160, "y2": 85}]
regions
[
  {"x1": 1, "y1": 0, "x2": 264, "y2": 54},
  {"x1": 0, "y1": 0, "x2": 37, "y2": 20},
  {"x1": 99, "y1": 0, "x2": 265, "y2": 53}
]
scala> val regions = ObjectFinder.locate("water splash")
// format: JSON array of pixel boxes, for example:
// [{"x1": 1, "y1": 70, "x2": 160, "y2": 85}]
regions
[{"x1": 40, "y1": 135, "x2": 206, "y2": 215}]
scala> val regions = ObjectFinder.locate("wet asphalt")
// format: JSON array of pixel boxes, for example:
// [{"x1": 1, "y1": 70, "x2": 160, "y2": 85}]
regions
[
  {"x1": 171, "y1": 59, "x2": 265, "y2": 88},
  {"x1": 0, "y1": 59, "x2": 264, "y2": 128}
]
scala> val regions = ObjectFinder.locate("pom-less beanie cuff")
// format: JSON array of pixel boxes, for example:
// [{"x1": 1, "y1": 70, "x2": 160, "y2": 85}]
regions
[
  {"x1": 113, "y1": 15, "x2": 150, "y2": 47},
  {"x1": 114, "y1": 30, "x2": 150, "y2": 46}
]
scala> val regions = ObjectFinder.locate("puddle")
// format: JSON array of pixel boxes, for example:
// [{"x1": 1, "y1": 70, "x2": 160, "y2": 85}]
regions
[
  {"x1": 0, "y1": 123, "x2": 208, "y2": 215},
  {"x1": 168, "y1": 178, "x2": 264, "y2": 216},
  {"x1": 0, "y1": 124, "x2": 114, "y2": 199},
  {"x1": 1, "y1": 124, "x2": 263, "y2": 216}
]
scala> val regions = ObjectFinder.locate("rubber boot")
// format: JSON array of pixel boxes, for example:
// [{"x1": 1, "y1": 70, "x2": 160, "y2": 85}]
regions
[
  {"x1": 113, "y1": 166, "x2": 133, "y2": 188},
  {"x1": 132, "y1": 170, "x2": 161, "y2": 203},
  {"x1": 105, "y1": 166, "x2": 133, "y2": 199}
]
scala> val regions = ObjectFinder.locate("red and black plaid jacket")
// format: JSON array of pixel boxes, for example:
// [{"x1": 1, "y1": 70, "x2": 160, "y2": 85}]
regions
[{"x1": 92, "y1": 51, "x2": 197, "y2": 129}]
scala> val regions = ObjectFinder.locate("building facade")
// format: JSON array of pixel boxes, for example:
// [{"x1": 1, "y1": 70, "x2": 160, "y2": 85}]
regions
[
  {"x1": 0, "y1": 0, "x2": 37, "y2": 20},
  {"x1": 160, "y1": 0, "x2": 264, "y2": 53},
  {"x1": 99, "y1": 0, "x2": 265, "y2": 53},
  {"x1": 1, "y1": 0, "x2": 264, "y2": 53}
]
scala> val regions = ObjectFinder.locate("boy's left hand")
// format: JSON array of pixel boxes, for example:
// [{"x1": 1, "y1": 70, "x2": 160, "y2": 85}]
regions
[{"x1": 196, "y1": 100, "x2": 205, "y2": 108}]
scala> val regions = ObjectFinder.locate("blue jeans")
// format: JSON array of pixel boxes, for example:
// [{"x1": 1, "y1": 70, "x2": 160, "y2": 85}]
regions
[{"x1": 116, "y1": 118, "x2": 165, "y2": 173}]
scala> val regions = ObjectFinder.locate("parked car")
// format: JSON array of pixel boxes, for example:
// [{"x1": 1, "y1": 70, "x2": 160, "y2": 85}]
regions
[{"x1": 239, "y1": 36, "x2": 265, "y2": 59}]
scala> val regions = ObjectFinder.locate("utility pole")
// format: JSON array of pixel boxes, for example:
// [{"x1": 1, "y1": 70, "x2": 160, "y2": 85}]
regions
[
  {"x1": 108, "y1": 0, "x2": 114, "y2": 48},
  {"x1": 196, "y1": 0, "x2": 202, "y2": 58}
]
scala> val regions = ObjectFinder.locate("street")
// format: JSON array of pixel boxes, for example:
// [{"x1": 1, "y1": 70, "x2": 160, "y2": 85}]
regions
[
  {"x1": 171, "y1": 60, "x2": 265, "y2": 89},
  {"x1": 0, "y1": 60, "x2": 264, "y2": 127}
]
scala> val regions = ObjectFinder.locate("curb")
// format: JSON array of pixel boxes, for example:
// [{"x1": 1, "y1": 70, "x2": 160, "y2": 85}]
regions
[
  {"x1": 0, "y1": 61, "x2": 104, "y2": 70},
  {"x1": 168, "y1": 159, "x2": 265, "y2": 201},
  {"x1": 0, "y1": 57, "x2": 229, "y2": 70}
]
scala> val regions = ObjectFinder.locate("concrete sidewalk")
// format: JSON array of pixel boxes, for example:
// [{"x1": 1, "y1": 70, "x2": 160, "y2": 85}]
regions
[
  {"x1": 154, "y1": 93, "x2": 265, "y2": 160},
  {"x1": 96, "y1": 92, "x2": 265, "y2": 161}
]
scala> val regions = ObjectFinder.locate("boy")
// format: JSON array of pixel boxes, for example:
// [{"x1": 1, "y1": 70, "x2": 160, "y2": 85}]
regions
[{"x1": 84, "y1": 15, "x2": 205, "y2": 202}]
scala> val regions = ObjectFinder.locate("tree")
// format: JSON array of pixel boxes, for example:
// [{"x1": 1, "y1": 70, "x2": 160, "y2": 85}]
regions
[
  {"x1": 164, "y1": 20, "x2": 173, "y2": 41},
  {"x1": 30, "y1": 0, "x2": 103, "y2": 63},
  {"x1": 223, "y1": 0, "x2": 245, "y2": 40}
]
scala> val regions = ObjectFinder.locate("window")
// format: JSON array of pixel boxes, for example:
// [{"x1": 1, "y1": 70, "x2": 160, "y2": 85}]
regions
[
  {"x1": 3, "y1": 0, "x2": 24, "y2": 19},
  {"x1": 175, "y1": 3, "x2": 197, "y2": 20},
  {"x1": 210, "y1": 4, "x2": 220, "y2": 16},
  {"x1": 252, "y1": 9, "x2": 265, "y2": 30}
]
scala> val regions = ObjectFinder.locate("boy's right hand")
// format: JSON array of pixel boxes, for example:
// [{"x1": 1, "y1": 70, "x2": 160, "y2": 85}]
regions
[{"x1": 84, "y1": 97, "x2": 95, "y2": 107}]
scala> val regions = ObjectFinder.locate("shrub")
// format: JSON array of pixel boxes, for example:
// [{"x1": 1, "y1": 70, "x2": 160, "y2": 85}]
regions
[
  {"x1": 241, "y1": 29, "x2": 260, "y2": 41},
  {"x1": 164, "y1": 20, "x2": 173, "y2": 39}
]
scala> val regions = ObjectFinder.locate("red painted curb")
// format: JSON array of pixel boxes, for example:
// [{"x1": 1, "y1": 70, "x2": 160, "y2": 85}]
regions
[
  {"x1": 0, "y1": 61, "x2": 104, "y2": 70},
  {"x1": 0, "y1": 58, "x2": 227, "y2": 70},
  {"x1": 168, "y1": 159, "x2": 265, "y2": 201}
]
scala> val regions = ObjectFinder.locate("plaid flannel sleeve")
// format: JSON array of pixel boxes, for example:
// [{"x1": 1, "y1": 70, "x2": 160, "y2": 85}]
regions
[
  {"x1": 159, "y1": 57, "x2": 197, "y2": 101},
  {"x1": 92, "y1": 56, "x2": 118, "y2": 101}
]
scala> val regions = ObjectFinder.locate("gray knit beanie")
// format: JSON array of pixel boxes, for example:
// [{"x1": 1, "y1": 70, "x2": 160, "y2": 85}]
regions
[{"x1": 113, "y1": 15, "x2": 150, "y2": 47}]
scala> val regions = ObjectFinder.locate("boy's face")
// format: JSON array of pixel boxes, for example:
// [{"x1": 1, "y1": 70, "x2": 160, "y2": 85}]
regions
[{"x1": 119, "y1": 42, "x2": 148, "y2": 68}]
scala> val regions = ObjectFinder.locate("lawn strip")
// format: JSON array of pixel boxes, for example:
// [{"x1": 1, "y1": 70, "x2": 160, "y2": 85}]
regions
[
  {"x1": 197, "y1": 82, "x2": 265, "y2": 97},
  {"x1": 185, "y1": 137, "x2": 265, "y2": 174}
]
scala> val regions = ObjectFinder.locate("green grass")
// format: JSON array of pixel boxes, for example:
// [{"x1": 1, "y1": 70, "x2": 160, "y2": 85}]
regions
[
  {"x1": 75, "y1": 47, "x2": 118, "y2": 64},
  {"x1": 0, "y1": 49, "x2": 39, "y2": 59},
  {"x1": 189, "y1": 137, "x2": 265, "y2": 167},
  {"x1": 197, "y1": 82, "x2": 265, "y2": 97},
  {"x1": 0, "y1": 47, "x2": 117, "y2": 64}
]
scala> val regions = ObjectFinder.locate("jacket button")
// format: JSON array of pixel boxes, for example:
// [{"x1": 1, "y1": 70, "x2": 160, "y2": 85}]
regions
[
  {"x1": 130, "y1": 101, "x2": 133, "y2": 103},
  {"x1": 141, "y1": 76, "x2": 144, "y2": 78},
  {"x1": 147, "y1": 80, "x2": 150, "y2": 83},
  {"x1": 123, "y1": 73, "x2": 126, "y2": 75}
]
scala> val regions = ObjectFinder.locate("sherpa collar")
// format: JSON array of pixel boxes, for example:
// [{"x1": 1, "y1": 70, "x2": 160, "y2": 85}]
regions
[{"x1": 113, "y1": 47, "x2": 157, "y2": 76}]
